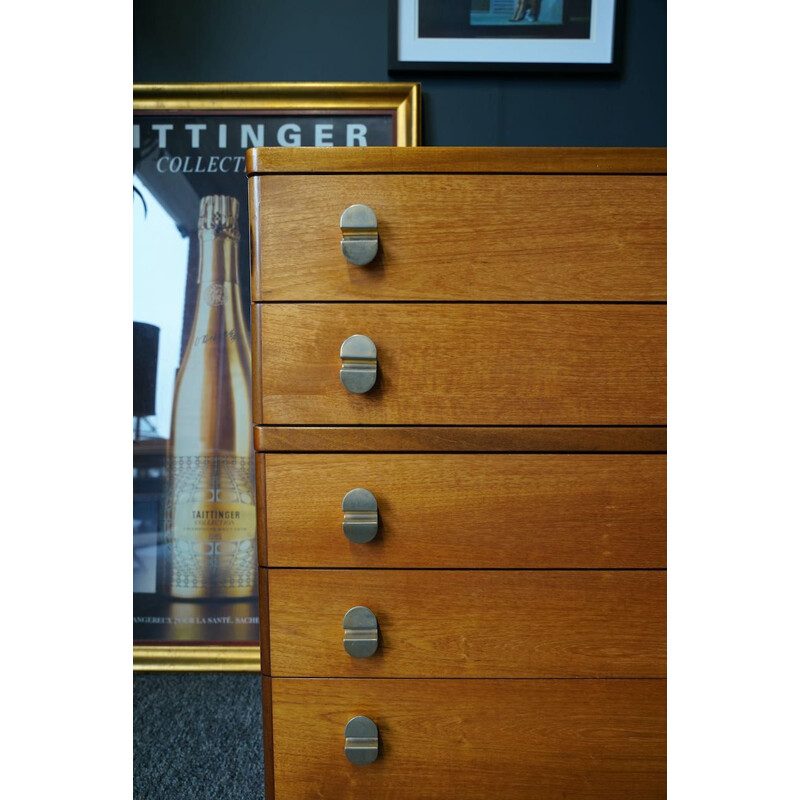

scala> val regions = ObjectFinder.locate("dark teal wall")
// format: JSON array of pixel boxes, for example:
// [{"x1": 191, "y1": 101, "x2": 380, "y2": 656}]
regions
[{"x1": 133, "y1": 1, "x2": 665, "y2": 146}]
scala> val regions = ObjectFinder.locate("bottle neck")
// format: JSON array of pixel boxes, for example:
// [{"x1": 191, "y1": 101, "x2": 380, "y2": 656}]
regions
[{"x1": 197, "y1": 229, "x2": 239, "y2": 286}]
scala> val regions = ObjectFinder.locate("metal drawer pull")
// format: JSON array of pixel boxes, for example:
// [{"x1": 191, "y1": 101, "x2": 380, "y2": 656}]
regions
[
  {"x1": 342, "y1": 488, "x2": 379, "y2": 543},
  {"x1": 343, "y1": 605, "x2": 379, "y2": 658},
  {"x1": 340, "y1": 334, "x2": 377, "y2": 394},
  {"x1": 340, "y1": 204, "x2": 378, "y2": 266},
  {"x1": 344, "y1": 715, "x2": 379, "y2": 765}
]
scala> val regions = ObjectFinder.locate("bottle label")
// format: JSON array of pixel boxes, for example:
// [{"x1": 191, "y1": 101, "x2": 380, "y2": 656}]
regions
[
  {"x1": 164, "y1": 454, "x2": 256, "y2": 598},
  {"x1": 204, "y1": 283, "x2": 226, "y2": 307}
]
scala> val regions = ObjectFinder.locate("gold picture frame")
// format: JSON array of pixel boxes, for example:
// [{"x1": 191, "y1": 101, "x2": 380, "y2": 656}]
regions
[
  {"x1": 133, "y1": 83, "x2": 420, "y2": 672},
  {"x1": 134, "y1": 82, "x2": 420, "y2": 145}
]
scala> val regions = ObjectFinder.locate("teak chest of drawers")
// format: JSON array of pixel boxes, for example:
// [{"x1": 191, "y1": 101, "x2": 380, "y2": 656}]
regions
[{"x1": 247, "y1": 146, "x2": 667, "y2": 799}]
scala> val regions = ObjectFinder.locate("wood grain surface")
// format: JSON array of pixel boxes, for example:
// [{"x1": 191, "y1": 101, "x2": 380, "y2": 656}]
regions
[
  {"x1": 257, "y1": 565, "x2": 270, "y2": 675},
  {"x1": 256, "y1": 304, "x2": 666, "y2": 425},
  {"x1": 267, "y1": 569, "x2": 665, "y2": 678},
  {"x1": 261, "y1": 677, "x2": 274, "y2": 800},
  {"x1": 261, "y1": 453, "x2": 666, "y2": 568},
  {"x1": 268, "y1": 676, "x2": 667, "y2": 799},
  {"x1": 246, "y1": 145, "x2": 667, "y2": 175},
  {"x1": 254, "y1": 424, "x2": 667, "y2": 452},
  {"x1": 252, "y1": 173, "x2": 665, "y2": 301}
]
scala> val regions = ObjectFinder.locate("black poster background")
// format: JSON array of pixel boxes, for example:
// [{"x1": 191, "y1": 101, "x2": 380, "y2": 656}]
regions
[{"x1": 133, "y1": 112, "x2": 395, "y2": 645}]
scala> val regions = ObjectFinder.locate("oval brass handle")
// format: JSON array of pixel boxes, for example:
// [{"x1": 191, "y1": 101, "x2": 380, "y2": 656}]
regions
[
  {"x1": 343, "y1": 605, "x2": 379, "y2": 658},
  {"x1": 342, "y1": 488, "x2": 379, "y2": 543},
  {"x1": 340, "y1": 204, "x2": 378, "y2": 266},
  {"x1": 340, "y1": 334, "x2": 377, "y2": 394},
  {"x1": 344, "y1": 715, "x2": 379, "y2": 765}
]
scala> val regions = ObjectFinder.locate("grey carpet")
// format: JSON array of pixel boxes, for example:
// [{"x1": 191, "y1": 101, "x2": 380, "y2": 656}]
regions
[{"x1": 134, "y1": 673, "x2": 264, "y2": 800}]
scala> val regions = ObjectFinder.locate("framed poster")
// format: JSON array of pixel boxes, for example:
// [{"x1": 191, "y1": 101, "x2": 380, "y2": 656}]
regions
[
  {"x1": 133, "y1": 83, "x2": 420, "y2": 670},
  {"x1": 389, "y1": 0, "x2": 621, "y2": 73}
]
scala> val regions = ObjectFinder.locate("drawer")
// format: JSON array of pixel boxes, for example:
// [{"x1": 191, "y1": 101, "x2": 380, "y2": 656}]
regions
[
  {"x1": 267, "y1": 570, "x2": 665, "y2": 678},
  {"x1": 254, "y1": 304, "x2": 666, "y2": 425},
  {"x1": 251, "y1": 174, "x2": 665, "y2": 301},
  {"x1": 268, "y1": 677, "x2": 667, "y2": 799},
  {"x1": 262, "y1": 453, "x2": 666, "y2": 568}
]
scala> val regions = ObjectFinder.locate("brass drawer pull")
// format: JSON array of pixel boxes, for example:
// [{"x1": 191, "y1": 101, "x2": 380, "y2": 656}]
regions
[
  {"x1": 340, "y1": 334, "x2": 377, "y2": 394},
  {"x1": 343, "y1": 605, "x2": 379, "y2": 658},
  {"x1": 340, "y1": 204, "x2": 378, "y2": 266},
  {"x1": 344, "y1": 715, "x2": 379, "y2": 765},
  {"x1": 342, "y1": 488, "x2": 379, "y2": 543}
]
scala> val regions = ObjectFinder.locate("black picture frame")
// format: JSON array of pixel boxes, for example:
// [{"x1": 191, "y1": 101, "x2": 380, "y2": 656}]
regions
[{"x1": 389, "y1": 0, "x2": 622, "y2": 74}]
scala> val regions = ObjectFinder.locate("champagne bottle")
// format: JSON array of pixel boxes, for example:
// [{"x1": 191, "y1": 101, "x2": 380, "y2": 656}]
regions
[{"x1": 163, "y1": 195, "x2": 256, "y2": 599}]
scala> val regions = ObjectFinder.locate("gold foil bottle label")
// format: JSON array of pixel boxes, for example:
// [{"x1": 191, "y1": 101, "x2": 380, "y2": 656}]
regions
[{"x1": 165, "y1": 454, "x2": 256, "y2": 598}]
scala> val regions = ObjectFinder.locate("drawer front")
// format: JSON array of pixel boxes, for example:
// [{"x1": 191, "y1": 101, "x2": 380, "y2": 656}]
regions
[
  {"x1": 252, "y1": 174, "x2": 666, "y2": 301},
  {"x1": 262, "y1": 453, "x2": 666, "y2": 568},
  {"x1": 255, "y1": 304, "x2": 666, "y2": 425},
  {"x1": 269, "y1": 677, "x2": 667, "y2": 799},
  {"x1": 267, "y1": 570, "x2": 665, "y2": 678}
]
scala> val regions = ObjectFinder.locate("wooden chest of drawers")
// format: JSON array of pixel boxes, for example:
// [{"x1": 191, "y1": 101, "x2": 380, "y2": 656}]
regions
[{"x1": 247, "y1": 146, "x2": 667, "y2": 799}]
